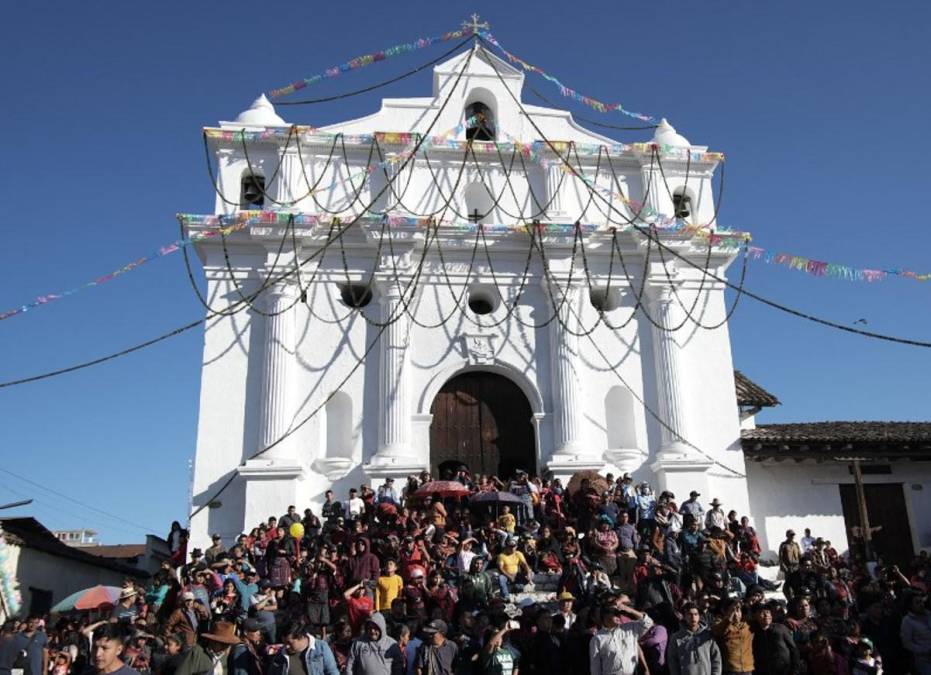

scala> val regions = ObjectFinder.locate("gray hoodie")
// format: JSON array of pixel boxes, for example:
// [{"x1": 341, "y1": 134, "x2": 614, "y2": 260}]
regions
[
  {"x1": 667, "y1": 625, "x2": 722, "y2": 675},
  {"x1": 345, "y1": 613, "x2": 403, "y2": 675}
]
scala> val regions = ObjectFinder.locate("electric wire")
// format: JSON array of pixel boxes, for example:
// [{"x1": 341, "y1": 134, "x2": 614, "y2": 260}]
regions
[
  {"x1": 0, "y1": 466, "x2": 162, "y2": 533},
  {"x1": 0, "y1": 45, "x2": 478, "y2": 391},
  {"x1": 476, "y1": 35, "x2": 931, "y2": 349},
  {"x1": 189, "y1": 47, "x2": 480, "y2": 518}
]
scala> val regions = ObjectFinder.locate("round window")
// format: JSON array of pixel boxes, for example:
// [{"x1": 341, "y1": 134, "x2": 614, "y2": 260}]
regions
[
  {"x1": 467, "y1": 286, "x2": 498, "y2": 315},
  {"x1": 339, "y1": 284, "x2": 373, "y2": 309}
]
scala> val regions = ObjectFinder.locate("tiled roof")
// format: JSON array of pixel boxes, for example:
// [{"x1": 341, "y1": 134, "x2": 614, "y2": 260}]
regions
[
  {"x1": 734, "y1": 370, "x2": 779, "y2": 408},
  {"x1": 0, "y1": 517, "x2": 146, "y2": 577},
  {"x1": 742, "y1": 421, "x2": 931, "y2": 460},
  {"x1": 83, "y1": 544, "x2": 147, "y2": 559}
]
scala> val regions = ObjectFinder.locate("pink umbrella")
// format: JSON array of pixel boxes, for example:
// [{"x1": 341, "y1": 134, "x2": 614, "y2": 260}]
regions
[{"x1": 74, "y1": 585, "x2": 124, "y2": 610}]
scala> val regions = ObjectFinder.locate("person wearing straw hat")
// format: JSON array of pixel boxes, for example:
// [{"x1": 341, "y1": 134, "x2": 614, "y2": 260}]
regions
[
  {"x1": 704, "y1": 499, "x2": 727, "y2": 532},
  {"x1": 174, "y1": 621, "x2": 241, "y2": 675},
  {"x1": 111, "y1": 589, "x2": 139, "y2": 624},
  {"x1": 553, "y1": 591, "x2": 577, "y2": 630}
]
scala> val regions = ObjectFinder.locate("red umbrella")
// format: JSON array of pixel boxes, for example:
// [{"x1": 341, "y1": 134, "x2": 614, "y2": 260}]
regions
[
  {"x1": 414, "y1": 480, "x2": 470, "y2": 498},
  {"x1": 74, "y1": 585, "x2": 124, "y2": 610}
]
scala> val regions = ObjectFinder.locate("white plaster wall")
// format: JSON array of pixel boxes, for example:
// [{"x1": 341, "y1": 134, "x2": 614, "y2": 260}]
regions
[
  {"x1": 4, "y1": 545, "x2": 132, "y2": 619},
  {"x1": 746, "y1": 461, "x2": 931, "y2": 560},
  {"x1": 190, "y1": 46, "x2": 735, "y2": 548}
]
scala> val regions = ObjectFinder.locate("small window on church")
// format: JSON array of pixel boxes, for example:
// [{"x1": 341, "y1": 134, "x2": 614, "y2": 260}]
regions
[
  {"x1": 241, "y1": 173, "x2": 265, "y2": 209},
  {"x1": 468, "y1": 285, "x2": 498, "y2": 315},
  {"x1": 590, "y1": 286, "x2": 621, "y2": 312},
  {"x1": 672, "y1": 187, "x2": 693, "y2": 220},
  {"x1": 339, "y1": 284, "x2": 373, "y2": 309},
  {"x1": 465, "y1": 102, "x2": 495, "y2": 141}
]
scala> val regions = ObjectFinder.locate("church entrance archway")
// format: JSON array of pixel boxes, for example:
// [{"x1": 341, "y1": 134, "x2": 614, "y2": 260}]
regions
[{"x1": 429, "y1": 371, "x2": 536, "y2": 480}]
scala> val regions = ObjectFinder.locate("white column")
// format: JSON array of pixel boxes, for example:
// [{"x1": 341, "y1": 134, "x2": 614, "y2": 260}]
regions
[
  {"x1": 548, "y1": 281, "x2": 587, "y2": 457},
  {"x1": 648, "y1": 283, "x2": 692, "y2": 459},
  {"x1": 546, "y1": 163, "x2": 564, "y2": 217},
  {"x1": 639, "y1": 164, "x2": 661, "y2": 215},
  {"x1": 257, "y1": 282, "x2": 298, "y2": 461},
  {"x1": 375, "y1": 281, "x2": 413, "y2": 460},
  {"x1": 278, "y1": 150, "x2": 299, "y2": 205}
]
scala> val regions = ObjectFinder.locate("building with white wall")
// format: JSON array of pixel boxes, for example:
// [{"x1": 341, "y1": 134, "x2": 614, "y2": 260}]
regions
[
  {"x1": 183, "y1": 43, "x2": 931, "y2": 565},
  {"x1": 742, "y1": 421, "x2": 931, "y2": 565},
  {"x1": 0, "y1": 518, "x2": 144, "y2": 619}
]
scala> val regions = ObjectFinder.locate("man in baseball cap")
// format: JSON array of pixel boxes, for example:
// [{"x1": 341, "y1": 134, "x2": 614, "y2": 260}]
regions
[{"x1": 416, "y1": 620, "x2": 458, "y2": 675}]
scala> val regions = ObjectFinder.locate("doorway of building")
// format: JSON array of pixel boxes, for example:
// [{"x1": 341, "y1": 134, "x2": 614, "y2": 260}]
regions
[
  {"x1": 839, "y1": 483, "x2": 914, "y2": 565},
  {"x1": 429, "y1": 371, "x2": 536, "y2": 480}
]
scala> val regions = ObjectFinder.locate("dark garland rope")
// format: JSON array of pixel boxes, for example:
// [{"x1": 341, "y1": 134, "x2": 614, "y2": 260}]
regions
[
  {"x1": 191, "y1": 46, "x2": 485, "y2": 516},
  {"x1": 202, "y1": 126, "x2": 342, "y2": 208},
  {"x1": 511, "y1": 145, "x2": 569, "y2": 217},
  {"x1": 202, "y1": 125, "x2": 297, "y2": 207},
  {"x1": 371, "y1": 137, "x2": 420, "y2": 213},
  {"x1": 528, "y1": 224, "x2": 747, "y2": 477},
  {"x1": 277, "y1": 38, "x2": 472, "y2": 106},
  {"x1": 588, "y1": 145, "x2": 748, "y2": 332},
  {"x1": 467, "y1": 142, "x2": 542, "y2": 221},
  {"x1": 2, "y1": 43, "x2": 480, "y2": 391},
  {"x1": 299, "y1": 134, "x2": 377, "y2": 215},
  {"x1": 651, "y1": 148, "x2": 722, "y2": 330},
  {"x1": 477, "y1": 34, "x2": 931, "y2": 348},
  {"x1": 217, "y1": 215, "x2": 304, "y2": 317}
]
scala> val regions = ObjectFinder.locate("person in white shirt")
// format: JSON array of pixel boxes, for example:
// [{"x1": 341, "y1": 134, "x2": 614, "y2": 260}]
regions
[
  {"x1": 347, "y1": 488, "x2": 365, "y2": 521},
  {"x1": 377, "y1": 478, "x2": 400, "y2": 506},
  {"x1": 704, "y1": 499, "x2": 727, "y2": 532},
  {"x1": 800, "y1": 528, "x2": 815, "y2": 554},
  {"x1": 589, "y1": 602, "x2": 653, "y2": 675},
  {"x1": 455, "y1": 538, "x2": 478, "y2": 576}
]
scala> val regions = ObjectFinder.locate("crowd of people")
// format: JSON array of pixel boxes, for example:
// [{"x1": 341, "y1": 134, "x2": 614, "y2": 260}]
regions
[{"x1": 2, "y1": 469, "x2": 931, "y2": 675}]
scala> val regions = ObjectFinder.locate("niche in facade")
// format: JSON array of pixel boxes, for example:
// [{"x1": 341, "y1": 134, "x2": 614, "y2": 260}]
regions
[
  {"x1": 672, "y1": 186, "x2": 694, "y2": 220},
  {"x1": 324, "y1": 392, "x2": 354, "y2": 460},
  {"x1": 605, "y1": 386, "x2": 638, "y2": 450},
  {"x1": 465, "y1": 101, "x2": 496, "y2": 141},
  {"x1": 240, "y1": 173, "x2": 265, "y2": 209}
]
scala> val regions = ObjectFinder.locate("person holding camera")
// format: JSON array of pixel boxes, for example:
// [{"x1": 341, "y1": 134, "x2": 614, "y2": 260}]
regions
[{"x1": 478, "y1": 623, "x2": 520, "y2": 675}]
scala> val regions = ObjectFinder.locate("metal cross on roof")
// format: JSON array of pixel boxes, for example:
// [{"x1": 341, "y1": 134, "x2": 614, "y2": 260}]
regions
[{"x1": 463, "y1": 13, "x2": 490, "y2": 34}]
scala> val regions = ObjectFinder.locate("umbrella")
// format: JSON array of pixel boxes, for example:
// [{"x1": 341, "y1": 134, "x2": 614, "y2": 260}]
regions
[
  {"x1": 566, "y1": 470, "x2": 609, "y2": 496},
  {"x1": 469, "y1": 490, "x2": 523, "y2": 505},
  {"x1": 51, "y1": 585, "x2": 122, "y2": 613},
  {"x1": 414, "y1": 480, "x2": 470, "y2": 498}
]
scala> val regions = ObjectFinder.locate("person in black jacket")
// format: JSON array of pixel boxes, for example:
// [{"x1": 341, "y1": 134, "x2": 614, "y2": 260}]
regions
[{"x1": 751, "y1": 605, "x2": 799, "y2": 675}]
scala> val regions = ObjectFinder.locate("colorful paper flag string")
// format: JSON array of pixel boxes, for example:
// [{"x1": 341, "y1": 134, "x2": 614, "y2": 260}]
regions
[
  {"x1": 266, "y1": 28, "x2": 477, "y2": 99},
  {"x1": 478, "y1": 32, "x2": 659, "y2": 124}
]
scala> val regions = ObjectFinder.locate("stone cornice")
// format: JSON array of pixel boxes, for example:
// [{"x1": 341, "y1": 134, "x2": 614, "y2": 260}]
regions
[{"x1": 204, "y1": 127, "x2": 724, "y2": 168}]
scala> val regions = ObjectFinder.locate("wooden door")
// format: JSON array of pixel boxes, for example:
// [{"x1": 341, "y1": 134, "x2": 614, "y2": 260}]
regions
[
  {"x1": 839, "y1": 483, "x2": 914, "y2": 565},
  {"x1": 429, "y1": 372, "x2": 535, "y2": 479}
]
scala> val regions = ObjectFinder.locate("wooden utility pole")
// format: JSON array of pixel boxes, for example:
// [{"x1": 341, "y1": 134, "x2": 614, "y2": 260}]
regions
[{"x1": 851, "y1": 460, "x2": 874, "y2": 561}]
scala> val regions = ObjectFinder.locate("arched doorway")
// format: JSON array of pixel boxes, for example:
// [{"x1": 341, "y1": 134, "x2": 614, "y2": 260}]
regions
[{"x1": 429, "y1": 371, "x2": 536, "y2": 480}]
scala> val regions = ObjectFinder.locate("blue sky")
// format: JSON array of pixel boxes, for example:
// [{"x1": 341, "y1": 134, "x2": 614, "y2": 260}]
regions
[{"x1": 2, "y1": 2, "x2": 929, "y2": 542}]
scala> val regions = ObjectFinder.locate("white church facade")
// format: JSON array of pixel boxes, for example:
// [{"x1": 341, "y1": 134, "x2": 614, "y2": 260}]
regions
[{"x1": 183, "y1": 45, "x2": 931, "y2": 561}]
